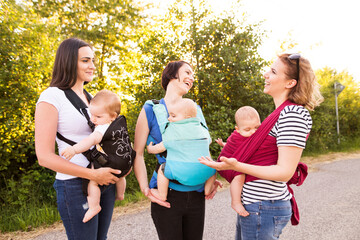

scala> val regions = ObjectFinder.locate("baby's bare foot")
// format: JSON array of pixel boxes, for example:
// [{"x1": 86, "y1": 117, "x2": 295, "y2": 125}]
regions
[
  {"x1": 232, "y1": 202, "x2": 249, "y2": 217},
  {"x1": 116, "y1": 194, "x2": 124, "y2": 201},
  {"x1": 82, "y1": 206, "x2": 101, "y2": 223}
]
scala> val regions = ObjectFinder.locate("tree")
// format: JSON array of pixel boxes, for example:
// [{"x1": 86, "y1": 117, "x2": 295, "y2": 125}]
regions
[
  {"x1": 31, "y1": 0, "x2": 144, "y2": 96},
  {"x1": 0, "y1": 0, "x2": 58, "y2": 176},
  {"x1": 307, "y1": 67, "x2": 360, "y2": 152},
  {"x1": 0, "y1": 1, "x2": 147, "y2": 228},
  {"x1": 130, "y1": 0, "x2": 270, "y2": 157},
  {"x1": 186, "y1": 14, "x2": 271, "y2": 153},
  {"x1": 0, "y1": 1, "x2": 60, "y2": 223}
]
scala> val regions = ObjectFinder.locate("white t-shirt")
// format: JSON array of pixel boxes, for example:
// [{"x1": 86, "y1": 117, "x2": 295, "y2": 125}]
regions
[
  {"x1": 36, "y1": 87, "x2": 92, "y2": 180},
  {"x1": 94, "y1": 124, "x2": 110, "y2": 135}
]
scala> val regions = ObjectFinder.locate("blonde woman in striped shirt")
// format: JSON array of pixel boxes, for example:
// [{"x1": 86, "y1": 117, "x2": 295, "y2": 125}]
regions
[{"x1": 200, "y1": 53, "x2": 323, "y2": 240}]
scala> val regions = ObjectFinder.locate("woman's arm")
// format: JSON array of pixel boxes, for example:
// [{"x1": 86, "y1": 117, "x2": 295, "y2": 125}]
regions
[
  {"x1": 199, "y1": 146, "x2": 303, "y2": 182},
  {"x1": 133, "y1": 109, "x2": 151, "y2": 193},
  {"x1": 133, "y1": 108, "x2": 170, "y2": 207},
  {"x1": 35, "y1": 102, "x2": 120, "y2": 185}
]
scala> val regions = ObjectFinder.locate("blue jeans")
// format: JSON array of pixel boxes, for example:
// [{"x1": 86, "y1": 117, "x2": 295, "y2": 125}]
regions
[
  {"x1": 235, "y1": 200, "x2": 292, "y2": 240},
  {"x1": 151, "y1": 189, "x2": 205, "y2": 240},
  {"x1": 53, "y1": 178, "x2": 116, "y2": 240}
]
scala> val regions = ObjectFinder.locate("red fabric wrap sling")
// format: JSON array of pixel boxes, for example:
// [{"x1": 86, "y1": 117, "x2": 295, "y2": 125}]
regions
[{"x1": 218, "y1": 100, "x2": 308, "y2": 225}]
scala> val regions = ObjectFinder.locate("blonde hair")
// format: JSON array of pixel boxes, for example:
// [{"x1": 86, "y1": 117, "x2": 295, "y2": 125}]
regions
[
  {"x1": 235, "y1": 106, "x2": 260, "y2": 127},
  {"x1": 90, "y1": 90, "x2": 121, "y2": 117},
  {"x1": 278, "y1": 53, "x2": 324, "y2": 110},
  {"x1": 180, "y1": 98, "x2": 197, "y2": 118}
]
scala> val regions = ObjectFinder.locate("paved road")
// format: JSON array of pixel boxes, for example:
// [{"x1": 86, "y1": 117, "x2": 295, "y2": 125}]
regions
[{"x1": 33, "y1": 158, "x2": 360, "y2": 240}]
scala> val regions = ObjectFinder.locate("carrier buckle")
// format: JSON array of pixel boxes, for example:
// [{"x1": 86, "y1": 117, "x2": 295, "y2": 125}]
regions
[{"x1": 96, "y1": 155, "x2": 108, "y2": 165}]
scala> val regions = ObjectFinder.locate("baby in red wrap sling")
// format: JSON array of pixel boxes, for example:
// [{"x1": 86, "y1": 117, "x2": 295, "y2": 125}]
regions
[
  {"x1": 203, "y1": 100, "x2": 308, "y2": 226},
  {"x1": 215, "y1": 106, "x2": 261, "y2": 217}
]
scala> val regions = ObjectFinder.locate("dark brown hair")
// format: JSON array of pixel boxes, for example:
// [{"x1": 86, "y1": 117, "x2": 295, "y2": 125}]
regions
[
  {"x1": 161, "y1": 60, "x2": 192, "y2": 90},
  {"x1": 50, "y1": 38, "x2": 92, "y2": 89}
]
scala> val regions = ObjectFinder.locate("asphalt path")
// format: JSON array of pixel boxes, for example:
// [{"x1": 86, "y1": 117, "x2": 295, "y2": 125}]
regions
[{"x1": 33, "y1": 158, "x2": 360, "y2": 240}]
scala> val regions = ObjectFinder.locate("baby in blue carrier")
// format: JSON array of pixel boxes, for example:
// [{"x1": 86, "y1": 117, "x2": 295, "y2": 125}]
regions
[{"x1": 147, "y1": 98, "x2": 216, "y2": 201}]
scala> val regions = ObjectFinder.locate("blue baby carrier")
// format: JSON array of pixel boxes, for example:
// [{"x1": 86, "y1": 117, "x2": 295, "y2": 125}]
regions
[{"x1": 146, "y1": 100, "x2": 216, "y2": 186}]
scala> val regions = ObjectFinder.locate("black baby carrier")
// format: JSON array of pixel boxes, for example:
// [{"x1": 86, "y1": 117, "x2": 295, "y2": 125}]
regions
[{"x1": 56, "y1": 89, "x2": 136, "y2": 178}]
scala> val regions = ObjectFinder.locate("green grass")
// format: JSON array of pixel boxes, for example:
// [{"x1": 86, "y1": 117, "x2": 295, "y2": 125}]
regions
[
  {"x1": 0, "y1": 190, "x2": 147, "y2": 233},
  {"x1": 115, "y1": 190, "x2": 147, "y2": 207},
  {"x1": 303, "y1": 136, "x2": 360, "y2": 157},
  {"x1": 0, "y1": 204, "x2": 60, "y2": 232}
]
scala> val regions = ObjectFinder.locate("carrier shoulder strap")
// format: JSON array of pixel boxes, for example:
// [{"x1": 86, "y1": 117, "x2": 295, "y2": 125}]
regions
[
  {"x1": 144, "y1": 99, "x2": 169, "y2": 159},
  {"x1": 56, "y1": 89, "x2": 94, "y2": 147},
  {"x1": 145, "y1": 99, "x2": 169, "y2": 134},
  {"x1": 63, "y1": 89, "x2": 94, "y2": 130}
]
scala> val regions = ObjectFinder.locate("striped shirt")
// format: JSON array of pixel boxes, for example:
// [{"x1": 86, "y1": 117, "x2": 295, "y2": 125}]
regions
[{"x1": 242, "y1": 105, "x2": 312, "y2": 205}]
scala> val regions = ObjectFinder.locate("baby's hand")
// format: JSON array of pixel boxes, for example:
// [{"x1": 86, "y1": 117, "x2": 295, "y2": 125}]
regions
[
  {"x1": 61, "y1": 146, "x2": 76, "y2": 160},
  {"x1": 215, "y1": 138, "x2": 226, "y2": 147},
  {"x1": 146, "y1": 142, "x2": 156, "y2": 154}
]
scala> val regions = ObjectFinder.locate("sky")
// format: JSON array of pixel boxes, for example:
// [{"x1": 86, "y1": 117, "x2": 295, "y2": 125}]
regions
[
  {"x1": 153, "y1": 0, "x2": 360, "y2": 82},
  {"x1": 226, "y1": 0, "x2": 360, "y2": 82}
]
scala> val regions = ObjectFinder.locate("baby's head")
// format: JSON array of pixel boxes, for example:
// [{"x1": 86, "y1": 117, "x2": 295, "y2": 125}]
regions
[
  {"x1": 235, "y1": 106, "x2": 261, "y2": 137},
  {"x1": 168, "y1": 98, "x2": 197, "y2": 122},
  {"x1": 89, "y1": 90, "x2": 121, "y2": 126}
]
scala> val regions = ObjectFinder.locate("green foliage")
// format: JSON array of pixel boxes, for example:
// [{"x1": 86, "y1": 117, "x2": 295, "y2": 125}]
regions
[
  {"x1": 0, "y1": 0, "x2": 145, "y2": 232},
  {"x1": 305, "y1": 68, "x2": 360, "y2": 153},
  {"x1": 31, "y1": 0, "x2": 145, "y2": 98},
  {"x1": 0, "y1": 0, "x2": 57, "y2": 176},
  {"x1": 0, "y1": 166, "x2": 58, "y2": 232},
  {"x1": 0, "y1": 203, "x2": 59, "y2": 232},
  {"x1": 114, "y1": 190, "x2": 147, "y2": 207},
  {"x1": 184, "y1": 14, "x2": 272, "y2": 154},
  {"x1": 0, "y1": 167, "x2": 56, "y2": 208},
  {"x1": 0, "y1": 3, "x2": 58, "y2": 232},
  {"x1": 130, "y1": 0, "x2": 272, "y2": 159}
]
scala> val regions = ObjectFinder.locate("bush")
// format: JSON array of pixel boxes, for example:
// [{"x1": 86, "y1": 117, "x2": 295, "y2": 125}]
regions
[{"x1": 0, "y1": 166, "x2": 58, "y2": 232}]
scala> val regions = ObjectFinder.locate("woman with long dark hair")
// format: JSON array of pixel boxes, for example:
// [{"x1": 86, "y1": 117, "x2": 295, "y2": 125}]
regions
[{"x1": 35, "y1": 38, "x2": 120, "y2": 240}]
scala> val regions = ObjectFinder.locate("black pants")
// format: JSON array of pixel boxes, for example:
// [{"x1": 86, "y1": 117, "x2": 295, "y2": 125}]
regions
[{"x1": 151, "y1": 189, "x2": 205, "y2": 240}]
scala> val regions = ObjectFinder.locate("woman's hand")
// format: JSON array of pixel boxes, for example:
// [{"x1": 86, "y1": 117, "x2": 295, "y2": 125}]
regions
[
  {"x1": 198, "y1": 156, "x2": 238, "y2": 171},
  {"x1": 219, "y1": 156, "x2": 239, "y2": 168},
  {"x1": 92, "y1": 167, "x2": 121, "y2": 185},
  {"x1": 205, "y1": 179, "x2": 223, "y2": 200},
  {"x1": 143, "y1": 187, "x2": 171, "y2": 208}
]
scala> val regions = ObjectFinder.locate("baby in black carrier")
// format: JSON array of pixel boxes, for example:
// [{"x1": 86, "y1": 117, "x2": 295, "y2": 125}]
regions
[{"x1": 61, "y1": 90, "x2": 135, "y2": 223}]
